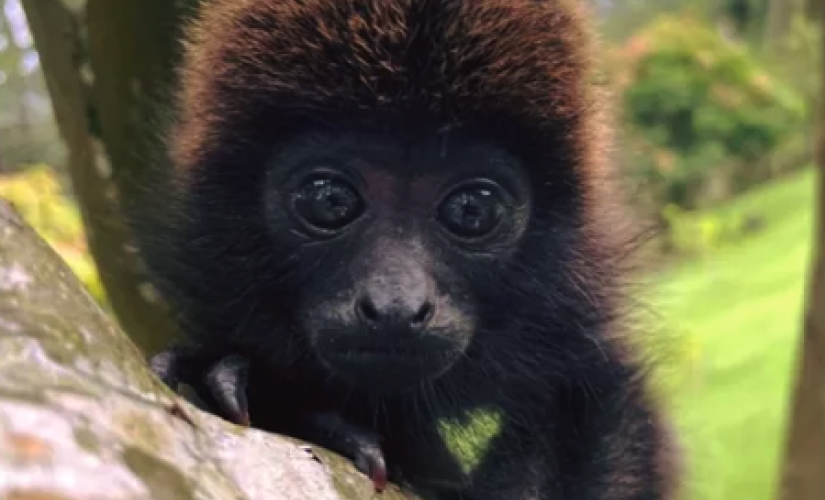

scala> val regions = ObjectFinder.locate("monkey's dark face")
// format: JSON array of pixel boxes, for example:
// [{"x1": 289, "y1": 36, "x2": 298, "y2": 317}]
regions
[{"x1": 261, "y1": 130, "x2": 531, "y2": 392}]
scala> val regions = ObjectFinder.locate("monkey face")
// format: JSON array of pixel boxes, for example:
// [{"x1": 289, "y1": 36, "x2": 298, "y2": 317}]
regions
[
  {"x1": 164, "y1": 0, "x2": 601, "y2": 394},
  {"x1": 261, "y1": 130, "x2": 532, "y2": 392}
]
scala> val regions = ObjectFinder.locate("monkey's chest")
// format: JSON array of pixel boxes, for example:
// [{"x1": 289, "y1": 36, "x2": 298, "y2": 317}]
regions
[{"x1": 245, "y1": 373, "x2": 479, "y2": 491}]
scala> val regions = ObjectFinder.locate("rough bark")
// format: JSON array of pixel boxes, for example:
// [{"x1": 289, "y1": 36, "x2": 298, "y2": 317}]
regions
[
  {"x1": 0, "y1": 198, "x2": 415, "y2": 500},
  {"x1": 776, "y1": 8, "x2": 825, "y2": 499},
  {"x1": 20, "y1": 0, "x2": 184, "y2": 355}
]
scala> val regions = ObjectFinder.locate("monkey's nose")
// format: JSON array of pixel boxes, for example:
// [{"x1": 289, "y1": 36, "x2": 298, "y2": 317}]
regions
[{"x1": 355, "y1": 294, "x2": 435, "y2": 331}]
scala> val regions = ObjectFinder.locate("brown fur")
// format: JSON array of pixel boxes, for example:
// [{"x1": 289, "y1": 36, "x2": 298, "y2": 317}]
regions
[{"x1": 171, "y1": 0, "x2": 606, "y2": 188}]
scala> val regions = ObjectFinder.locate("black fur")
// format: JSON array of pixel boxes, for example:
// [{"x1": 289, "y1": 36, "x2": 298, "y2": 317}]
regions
[{"x1": 132, "y1": 1, "x2": 682, "y2": 499}]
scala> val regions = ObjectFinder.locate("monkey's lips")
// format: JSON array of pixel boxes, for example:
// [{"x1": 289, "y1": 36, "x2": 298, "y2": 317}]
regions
[{"x1": 312, "y1": 332, "x2": 463, "y2": 392}]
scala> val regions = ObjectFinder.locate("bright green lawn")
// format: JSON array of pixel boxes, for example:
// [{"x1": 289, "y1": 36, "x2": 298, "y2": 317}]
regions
[{"x1": 654, "y1": 168, "x2": 816, "y2": 500}]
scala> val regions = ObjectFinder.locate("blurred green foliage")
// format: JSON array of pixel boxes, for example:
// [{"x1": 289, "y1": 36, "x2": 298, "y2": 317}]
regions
[
  {"x1": 660, "y1": 202, "x2": 768, "y2": 256},
  {"x1": 609, "y1": 14, "x2": 806, "y2": 212},
  {"x1": 0, "y1": 165, "x2": 106, "y2": 304}
]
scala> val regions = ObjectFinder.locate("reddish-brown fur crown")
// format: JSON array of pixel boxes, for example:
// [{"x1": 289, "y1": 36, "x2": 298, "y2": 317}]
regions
[{"x1": 171, "y1": 0, "x2": 609, "y2": 192}]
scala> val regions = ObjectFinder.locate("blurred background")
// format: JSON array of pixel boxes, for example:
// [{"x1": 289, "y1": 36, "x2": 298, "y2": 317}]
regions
[{"x1": 0, "y1": 1, "x2": 822, "y2": 499}]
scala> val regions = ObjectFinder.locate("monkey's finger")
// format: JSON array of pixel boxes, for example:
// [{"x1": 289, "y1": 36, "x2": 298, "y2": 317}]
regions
[
  {"x1": 204, "y1": 355, "x2": 251, "y2": 426},
  {"x1": 148, "y1": 349, "x2": 180, "y2": 390},
  {"x1": 353, "y1": 445, "x2": 388, "y2": 492}
]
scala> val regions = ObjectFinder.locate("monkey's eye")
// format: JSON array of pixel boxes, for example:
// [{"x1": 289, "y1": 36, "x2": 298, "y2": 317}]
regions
[
  {"x1": 437, "y1": 182, "x2": 505, "y2": 239},
  {"x1": 294, "y1": 176, "x2": 365, "y2": 232}
]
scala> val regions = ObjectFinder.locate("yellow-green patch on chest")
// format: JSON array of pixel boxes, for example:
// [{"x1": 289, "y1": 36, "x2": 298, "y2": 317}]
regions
[{"x1": 437, "y1": 408, "x2": 503, "y2": 475}]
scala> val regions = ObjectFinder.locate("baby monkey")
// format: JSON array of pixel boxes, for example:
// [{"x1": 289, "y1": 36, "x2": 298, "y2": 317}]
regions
[{"x1": 138, "y1": 1, "x2": 682, "y2": 499}]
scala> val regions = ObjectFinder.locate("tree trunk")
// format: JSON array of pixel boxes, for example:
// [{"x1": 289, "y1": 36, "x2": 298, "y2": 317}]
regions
[
  {"x1": 19, "y1": 0, "x2": 195, "y2": 355},
  {"x1": 777, "y1": 5, "x2": 825, "y2": 499},
  {"x1": 765, "y1": 0, "x2": 805, "y2": 46}
]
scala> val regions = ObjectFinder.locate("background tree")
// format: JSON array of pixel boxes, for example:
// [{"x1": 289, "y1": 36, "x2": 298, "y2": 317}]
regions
[
  {"x1": 19, "y1": 0, "x2": 194, "y2": 354},
  {"x1": 0, "y1": 0, "x2": 61, "y2": 170},
  {"x1": 764, "y1": 0, "x2": 805, "y2": 44},
  {"x1": 777, "y1": 3, "x2": 825, "y2": 499}
]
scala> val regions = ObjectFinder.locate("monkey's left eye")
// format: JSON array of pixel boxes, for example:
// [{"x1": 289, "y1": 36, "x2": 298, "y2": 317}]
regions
[
  {"x1": 437, "y1": 182, "x2": 505, "y2": 239},
  {"x1": 294, "y1": 176, "x2": 365, "y2": 232}
]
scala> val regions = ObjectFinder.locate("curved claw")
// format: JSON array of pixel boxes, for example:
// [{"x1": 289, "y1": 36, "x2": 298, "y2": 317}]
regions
[
  {"x1": 204, "y1": 354, "x2": 251, "y2": 426},
  {"x1": 148, "y1": 348, "x2": 252, "y2": 427},
  {"x1": 148, "y1": 349, "x2": 180, "y2": 389},
  {"x1": 353, "y1": 443, "x2": 388, "y2": 492},
  {"x1": 309, "y1": 412, "x2": 389, "y2": 492}
]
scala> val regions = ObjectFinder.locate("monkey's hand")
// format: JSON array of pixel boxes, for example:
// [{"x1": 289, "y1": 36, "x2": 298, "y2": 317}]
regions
[
  {"x1": 304, "y1": 412, "x2": 389, "y2": 492},
  {"x1": 149, "y1": 348, "x2": 251, "y2": 426},
  {"x1": 149, "y1": 349, "x2": 389, "y2": 492}
]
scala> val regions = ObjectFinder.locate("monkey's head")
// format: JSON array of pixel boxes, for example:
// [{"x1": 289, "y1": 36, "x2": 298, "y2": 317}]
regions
[
  {"x1": 258, "y1": 130, "x2": 533, "y2": 391},
  {"x1": 167, "y1": 0, "x2": 614, "y2": 393}
]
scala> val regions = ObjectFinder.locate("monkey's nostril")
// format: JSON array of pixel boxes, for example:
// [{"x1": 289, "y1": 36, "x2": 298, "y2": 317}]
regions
[
  {"x1": 357, "y1": 297, "x2": 380, "y2": 322},
  {"x1": 411, "y1": 302, "x2": 434, "y2": 326}
]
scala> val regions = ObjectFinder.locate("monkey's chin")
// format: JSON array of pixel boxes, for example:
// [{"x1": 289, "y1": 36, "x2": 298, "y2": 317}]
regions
[{"x1": 312, "y1": 334, "x2": 464, "y2": 393}]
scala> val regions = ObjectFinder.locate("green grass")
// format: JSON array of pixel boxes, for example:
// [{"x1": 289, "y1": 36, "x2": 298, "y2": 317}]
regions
[{"x1": 652, "y1": 168, "x2": 816, "y2": 500}]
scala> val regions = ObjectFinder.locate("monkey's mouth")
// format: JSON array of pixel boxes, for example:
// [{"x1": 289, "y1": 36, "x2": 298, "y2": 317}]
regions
[{"x1": 312, "y1": 332, "x2": 464, "y2": 393}]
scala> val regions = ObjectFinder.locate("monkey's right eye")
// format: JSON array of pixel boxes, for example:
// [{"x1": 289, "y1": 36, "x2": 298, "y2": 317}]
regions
[{"x1": 293, "y1": 176, "x2": 365, "y2": 232}]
